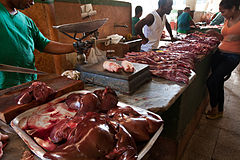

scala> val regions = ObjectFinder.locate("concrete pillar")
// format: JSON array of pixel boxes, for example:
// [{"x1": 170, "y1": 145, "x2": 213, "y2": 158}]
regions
[{"x1": 186, "y1": 0, "x2": 197, "y2": 10}]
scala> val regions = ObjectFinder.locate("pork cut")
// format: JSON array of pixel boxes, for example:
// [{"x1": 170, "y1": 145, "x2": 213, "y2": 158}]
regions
[
  {"x1": 103, "y1": 61, "x2": 123, "y2": 73},
  {"x1": 121, "y1": 60, "x2": 135, "y2": 73}
]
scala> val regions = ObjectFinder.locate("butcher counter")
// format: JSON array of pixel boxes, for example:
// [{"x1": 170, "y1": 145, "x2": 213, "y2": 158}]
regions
[
  {"x1": 0, "y1": 52, "x2": 213, "y2": 160},
  {"x1": 85, "y1": 52, "x2": 213, "y2": 160}
]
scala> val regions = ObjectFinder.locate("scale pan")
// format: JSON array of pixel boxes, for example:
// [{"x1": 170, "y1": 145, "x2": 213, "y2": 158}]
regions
[{"x1": 53, "y1": 18, "x2": 108, "y2": 33}]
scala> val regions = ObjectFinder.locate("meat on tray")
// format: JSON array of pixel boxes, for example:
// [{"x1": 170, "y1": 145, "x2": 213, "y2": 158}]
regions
[
  {"x1": 19, "y1": 87, "x2": 163, "y2": 160},
  {"x1": 108, "y1": 105, "x2": 163, "y2": 141},
  {"x1": 16, "y1": 82, "x2": 54, "y2": 105},
  {"x1": 93, "y1": 87, "x2": 118, "y2": 111},
  {"x1": 44, "y1": 112, "x2": 137, "y2": 160}
]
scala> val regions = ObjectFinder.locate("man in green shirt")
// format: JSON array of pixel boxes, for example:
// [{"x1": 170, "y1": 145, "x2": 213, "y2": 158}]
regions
[
  {"x1": 132, "y1": 6, "x2": 142, "y2": 36},
  {"x1": 0, "y1": 0, "x2": 76, "y2": 89},
  {"x1": 177, "y1": 7, "x2": 197, "y2": 34}
]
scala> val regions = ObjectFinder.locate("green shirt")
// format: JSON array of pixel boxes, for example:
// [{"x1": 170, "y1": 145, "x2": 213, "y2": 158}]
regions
[
  {"x1": 177, "y1": 12, "x2": 192, "y2": 34},
  {"x1": 132, "y1": 17, "x2": 140, "y2": 36},
  {"x1": 0, "y1": 3, "x2": 50, "y2": 89}
]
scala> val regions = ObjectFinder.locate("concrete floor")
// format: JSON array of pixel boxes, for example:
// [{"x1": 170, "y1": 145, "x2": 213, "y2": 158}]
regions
[{"x1": 181, "y1": 65, "x2": 240, "y2": 160}]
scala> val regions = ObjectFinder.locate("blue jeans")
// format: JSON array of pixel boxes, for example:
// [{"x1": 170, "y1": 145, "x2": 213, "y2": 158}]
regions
[{"x1": 207, "y1": 50, "x2": 240, "y2": 112}]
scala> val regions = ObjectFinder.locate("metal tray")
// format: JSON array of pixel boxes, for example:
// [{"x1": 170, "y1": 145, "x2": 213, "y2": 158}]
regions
[
  {"x1": 53, "y1": 18, "x2": 108, "y2": 33},
  {"x1": 11, "y1": 90, "x2": 163, "y2": 160}
]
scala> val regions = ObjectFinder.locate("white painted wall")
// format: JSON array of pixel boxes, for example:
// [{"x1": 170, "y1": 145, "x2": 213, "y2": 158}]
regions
[{"x1": 116, "y1": 0, "x2": 220, "y2": 22}]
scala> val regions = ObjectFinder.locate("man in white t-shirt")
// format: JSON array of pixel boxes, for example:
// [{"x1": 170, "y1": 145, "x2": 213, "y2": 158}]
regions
[{"x1": 135, "y1": 0, "x2": 175, "y2": 51}]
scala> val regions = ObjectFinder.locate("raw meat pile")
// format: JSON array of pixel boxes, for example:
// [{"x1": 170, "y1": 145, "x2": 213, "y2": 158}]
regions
[
  {"x1": 183, "y1": 31, "x2": 220, "y2": 46},
  {"x1": 118, "y1": 32, "x2": 220, "y2": 84},
  {"x1": 19, "y1": 87, "x2": 163, "y2": 160},
  {"x1": 16, "y1": 82, "x2": 54, "y2": 105},
  {"x1": 165, "y1": 32, "x2": 219, "y2": 55}
]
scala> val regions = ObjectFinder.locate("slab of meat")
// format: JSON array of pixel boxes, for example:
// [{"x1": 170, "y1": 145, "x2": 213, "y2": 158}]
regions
[
  {"x1": 93, "y1": 87, "x2": 118, "y2": 111},
  {"x1": 44, "y1": 112, "x2": 137, "y2": 160},
  {"x1": 121, "y1": 60, "x2": 135, "y2": 73},
  {"x1": 65, "y1": 93, "x2": 100, "y2": 113},
  {"x1": 65, "y1": 87, "x2": 118, "y2": 113},
  {"x1": 19, "y1": 103, "x2": 77, "y2": 141},
  {"x1": 16, "y1": 82, "x2": 54, "y2": 105},
  {"x1": 49, "y1": 116, "x2": 83, "y2": 144},
  {"x1": 103, "y1": 61, "x2": 123, "y2": 73},
  {"x1": 108, "y1": 106, "x2": 163, "y2": 142},
  {"x1": 151, "y1": 69, "x2": 189, "y2": 84}
]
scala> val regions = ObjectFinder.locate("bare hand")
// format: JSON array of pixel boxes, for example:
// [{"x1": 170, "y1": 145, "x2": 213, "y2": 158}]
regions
[
  {"x1": 170, "y1": 37, "x2": 178, "y2": 42},
  {"x1": 141, "y1": 37, "x2": 149, "y2": 44}
]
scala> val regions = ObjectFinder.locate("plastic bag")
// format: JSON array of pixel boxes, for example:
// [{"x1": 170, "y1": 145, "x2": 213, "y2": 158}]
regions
[
  {"x1": 105, "y1": 34, "x2": 123, "y2": 46},
  {"x1": 88, "y1": 39, "x2": 107, "y2": 64},
  {"x1": 61, "y1": 70, "x2": 81, "y2": 80}
]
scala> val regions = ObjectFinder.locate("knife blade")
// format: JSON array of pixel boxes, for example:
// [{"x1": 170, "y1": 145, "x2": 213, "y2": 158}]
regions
[
  {"x1": 0, "y1": 120, "x2": 15, "y2": 134},
  {"x1": 0, "y1": 64, "x2": 48, "y2": 75}
]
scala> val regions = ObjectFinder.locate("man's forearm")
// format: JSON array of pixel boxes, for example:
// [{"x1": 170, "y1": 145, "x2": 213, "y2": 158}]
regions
[
  {"x1": 166, "y1": 22, "x2": 173, "y2": 38},
  {"x1": 43, "y1": 41, "x2": 75, "y2": 54}
]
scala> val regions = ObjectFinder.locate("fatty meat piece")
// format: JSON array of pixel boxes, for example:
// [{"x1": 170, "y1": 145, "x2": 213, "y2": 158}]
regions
[
  {"x1": 103, "y1": 61, "x2": 123, "y2": 72},
  {"x1": 121, "y1": 60, "x2": 135, "y2": 73},
  {"x1": 20, "y1": 103, "x2": 77, "y2": 140}
]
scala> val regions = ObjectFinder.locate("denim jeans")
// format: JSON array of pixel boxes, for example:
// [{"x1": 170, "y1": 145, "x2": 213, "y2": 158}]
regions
[{"x1": 207, "y1": 50, "x2": 240, "y2": 112}]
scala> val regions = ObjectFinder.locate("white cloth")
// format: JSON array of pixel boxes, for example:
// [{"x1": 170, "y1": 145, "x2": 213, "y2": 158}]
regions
[
  {"x1": 88, "y1": 39, "x2": 107, "y2": 64},
  {"x1": 141, "y1": 11, "x2": 166, "y2": 52},
  {"x1": 105, "y1": 34, "x2": 123, "y2": 46}
]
